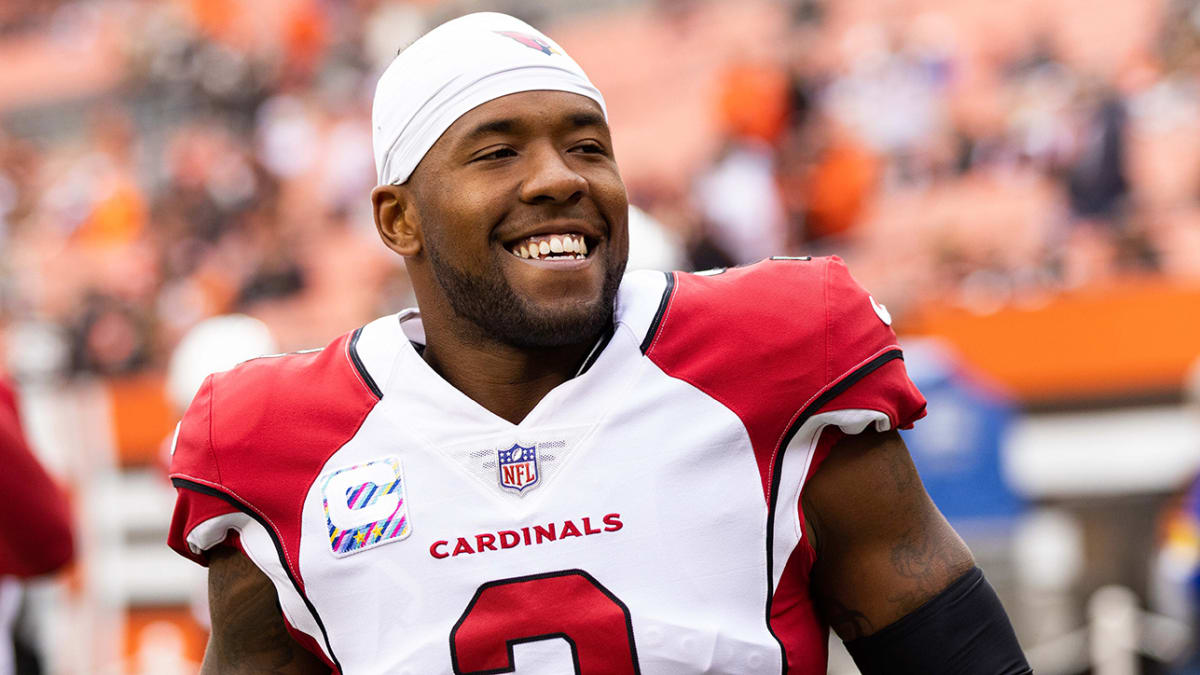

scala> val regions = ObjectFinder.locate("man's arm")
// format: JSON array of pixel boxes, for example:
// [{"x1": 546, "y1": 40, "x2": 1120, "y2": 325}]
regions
[
  {"x1": 201, "y1": 547, "x2": 330, "y2": 675},
  {"x1": 802, "y1": 429, "x2": 1029, "y2": 673}
]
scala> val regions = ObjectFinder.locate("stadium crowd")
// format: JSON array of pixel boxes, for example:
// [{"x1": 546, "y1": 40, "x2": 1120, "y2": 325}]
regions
[{"x1": 0, "y1": 0, "x2": 1197, "y2": 381}]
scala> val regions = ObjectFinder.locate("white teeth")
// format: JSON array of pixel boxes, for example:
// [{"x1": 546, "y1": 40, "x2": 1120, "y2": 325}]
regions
[{"x1": 511, "y1": 235, "x2": 591, "y2": 260}]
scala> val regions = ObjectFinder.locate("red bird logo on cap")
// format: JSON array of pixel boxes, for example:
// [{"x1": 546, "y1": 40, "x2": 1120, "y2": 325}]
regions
[{"x1": 495, "y1": 31, "x2": 560, "y2": 56}]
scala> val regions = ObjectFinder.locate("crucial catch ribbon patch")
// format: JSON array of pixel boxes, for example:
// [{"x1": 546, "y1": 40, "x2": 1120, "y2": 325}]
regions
[{"x1": 320, "y1": 456, "x2": 411, "y2": 556}]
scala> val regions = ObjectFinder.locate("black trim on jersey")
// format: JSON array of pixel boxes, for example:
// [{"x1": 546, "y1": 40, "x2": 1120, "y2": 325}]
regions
[
  {"x1": 639, "y1": 271, "x2": 676, "y2": 354},
  {"x1": 762, "y1": 348, "x2": 904, "y2": 674},
  {"x1": 172, "y1": 478, "x2": 343, "y2": 674},
  {"x1": 348, "y1": 326, "x2": 383, "y2": 399},
  {"x1": 449, "y1": 568, "x2": 640, "y2": 675},
  {"x1": 575, "y1": 321, "x2": 616, "y2": 377}
]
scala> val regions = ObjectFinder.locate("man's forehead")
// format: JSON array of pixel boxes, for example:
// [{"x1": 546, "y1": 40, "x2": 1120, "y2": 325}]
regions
[{"x1": 447, "y1": 91, "x2": 608, "y2": 143}]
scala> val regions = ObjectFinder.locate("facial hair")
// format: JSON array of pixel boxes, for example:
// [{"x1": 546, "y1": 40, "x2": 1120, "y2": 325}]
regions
[{"x1": 424, "y1": 235, "x2": 624, "y2": 350}]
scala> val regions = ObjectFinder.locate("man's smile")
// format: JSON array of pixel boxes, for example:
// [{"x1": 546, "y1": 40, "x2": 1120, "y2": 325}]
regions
[{"x1": 507, "y1": 232, "x2": 592, "y2": 261}]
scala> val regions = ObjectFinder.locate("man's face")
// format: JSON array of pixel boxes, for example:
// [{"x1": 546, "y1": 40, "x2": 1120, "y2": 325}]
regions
[{"x1": 405, "y1": 90, "x2": 629, "y2": 349}]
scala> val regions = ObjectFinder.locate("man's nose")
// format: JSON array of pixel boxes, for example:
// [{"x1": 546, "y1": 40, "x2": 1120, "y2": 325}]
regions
[{"x1": 519, "y1": 144, "x2": 587, "y2": 205}]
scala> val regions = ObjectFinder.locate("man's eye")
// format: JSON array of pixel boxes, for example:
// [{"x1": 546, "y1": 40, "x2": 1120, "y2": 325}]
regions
[
  {"x1": 572, "y1": 143, "x2": 606, "y2": 154},
  {"x1": 474, "y1": 148, "x2": 516, "y2": 162}
]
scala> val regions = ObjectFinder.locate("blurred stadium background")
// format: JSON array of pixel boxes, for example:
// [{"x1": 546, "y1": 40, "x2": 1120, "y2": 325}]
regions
[{"x1": 1, "y1": 0, "x2": 1199, "y2": 672}]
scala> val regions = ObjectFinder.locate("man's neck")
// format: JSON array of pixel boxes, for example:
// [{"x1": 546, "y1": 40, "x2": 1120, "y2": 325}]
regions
[{"x1": 418, "y1": 318, "x2": 597, "y2": 425}]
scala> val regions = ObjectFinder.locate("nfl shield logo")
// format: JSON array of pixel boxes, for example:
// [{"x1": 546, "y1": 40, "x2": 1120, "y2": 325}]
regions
[{"x1": 497, "y1": 444, "x2": 539, "y2": 492}]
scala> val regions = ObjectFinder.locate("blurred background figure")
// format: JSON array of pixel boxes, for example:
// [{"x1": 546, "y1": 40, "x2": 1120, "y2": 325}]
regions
[
  {"x1": 165, "y1": 314, "x2": 277, "y2": 418},
  {"x1": 0, "y1": 376, "x2": 74, "y2": 675},
  {"x1": 0, "y1": 0, "x2": 1197, "y2": 672},
  {"x1": 1152, "y1": 360, "x2": 1200, "y2": 675}
]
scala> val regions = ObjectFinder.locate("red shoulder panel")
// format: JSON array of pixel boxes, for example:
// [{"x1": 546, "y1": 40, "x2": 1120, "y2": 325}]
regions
[
  {"x1": 644, "y1": 257, "x2": 925, "y2": 498},
  {"x1": 815, "y1": 257, "x2": 926, "y2": 428},
  {"x1": 167, "y1": 330, "x2": 381, "y2": 582},
  {"x1": 0, "y1": 379, "x2": 74, "y2": 577}
]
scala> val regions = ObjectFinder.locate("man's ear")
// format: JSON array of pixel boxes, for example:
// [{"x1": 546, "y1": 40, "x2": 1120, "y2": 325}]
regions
[{"x1": 372, "y1": 184, "x2": 422, "y2": 257}]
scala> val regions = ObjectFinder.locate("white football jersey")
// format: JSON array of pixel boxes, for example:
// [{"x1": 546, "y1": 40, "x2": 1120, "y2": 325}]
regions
[{"x1": 168, "y1": 257, "x2": 926, "y2": 674}]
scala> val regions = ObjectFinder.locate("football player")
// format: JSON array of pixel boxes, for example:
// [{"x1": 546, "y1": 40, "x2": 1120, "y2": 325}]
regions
[{"x1": 168, "y1": 12, "x2": 1030, "y2": 674}]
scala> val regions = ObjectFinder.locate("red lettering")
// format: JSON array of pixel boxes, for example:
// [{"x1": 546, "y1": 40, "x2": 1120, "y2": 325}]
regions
[
  {"x1": 503, "y1": 466, "x2": 516, "y2": 484},
  {"x1": 430, "y1": 540, "x2": 450, "y2": 559},
  {"x1": 432, "y1": 515, "x2": 624, "y2": 561},
  {"x1": 452, "y1": 537, "x2": 475, "y2": 556},
  {"x1": 603, "y1": 513, "x2": 623, "y2": 532},
  {"x1": 517, "y1": 465, "x2": 528, "y2": 484},
  {"x1": 534, "y1": 523, "x2": 556, "y2": 543}
]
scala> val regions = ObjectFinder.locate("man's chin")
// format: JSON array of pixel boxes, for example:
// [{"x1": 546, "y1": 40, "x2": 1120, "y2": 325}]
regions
[
  {"x1": 428, "y1": 242, "x2": 621, "y2": 350},
  {"x1": 496, "y1": 299, "x2": 612, "y2": 349}
]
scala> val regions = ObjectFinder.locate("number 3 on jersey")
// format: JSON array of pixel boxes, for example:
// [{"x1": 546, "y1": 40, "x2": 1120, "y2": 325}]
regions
[{"x1": 450, "y1": 569, "x2": 641, "y2": 674}]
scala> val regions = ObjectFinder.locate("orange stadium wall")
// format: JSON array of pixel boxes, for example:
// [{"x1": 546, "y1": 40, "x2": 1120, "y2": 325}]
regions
[{"x1": 904, "y1": 278, "x2": 1200, "y2": 403}]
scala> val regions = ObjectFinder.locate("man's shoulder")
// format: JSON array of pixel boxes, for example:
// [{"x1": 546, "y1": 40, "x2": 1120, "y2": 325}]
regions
[
  {"x1": 676, "y1": 256, "x2": 830, "y2": 322},
  {"x1": 639, "y1": 257, "x2": 829, "y2": 401},
  {"x1": 618, "y1": 257, "x2": 840, "y2": 351},
  {"x1": 169, "y1": 326, "x2": 385, "y2": 489},
  {"x1": 207, "y1": 328, "x2": 381, "y2": 422},
  {"x1": 643, "y1": 256, "x2": 890, "y2": 368},
  {"x1": 639, "y1": 257, "x2": 912, "y2": 437}
]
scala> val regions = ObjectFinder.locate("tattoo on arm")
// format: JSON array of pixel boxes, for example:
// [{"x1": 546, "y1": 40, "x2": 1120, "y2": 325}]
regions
[
  {"x1": 803, "y1": 430, "x2": 975, "y2": 640},
  {"x1": 203, "y1": 548, "x2": 328, "y2": 674},
  {"x1": 883, "y1": 440, "x2": 915, "y2": 493},
  {"x1": 886, "y1": 524, "x2": 968, "y2": 611},
  {"x1": 878, "y1": 431, "x2": 973, "y2": 614},
  {"x1": 817, "y1": 595, "x2": 875, "y2": 641}
]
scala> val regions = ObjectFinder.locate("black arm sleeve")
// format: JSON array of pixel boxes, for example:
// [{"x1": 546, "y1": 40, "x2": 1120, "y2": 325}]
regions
[{"x1": 845, "y1": 566, "x2": 1031, "y2": 675}]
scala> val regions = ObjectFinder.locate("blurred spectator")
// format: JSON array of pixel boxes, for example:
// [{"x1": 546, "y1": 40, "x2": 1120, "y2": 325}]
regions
[
  {"x1": 0, "y1": 0, "x2": 1193, "y2": 371},
  {"x1": 0, "y1": 377, "x2": 73, "y2": 675},
  {"x1": 1066, "y1": 90, "x2": 1130, "y2": 224},
  {"x1": 692, "y1": 139, "x2": 787, "y2": 264},
  {"x1": 69, "y1": 293, "x2": 152, "y2": 376},
  {"x1": 0, "y1": 378, "x2": 73, "y2": 579},
  {"x1": 626, "y1": 205, "x2": 687, "y2": 272}
]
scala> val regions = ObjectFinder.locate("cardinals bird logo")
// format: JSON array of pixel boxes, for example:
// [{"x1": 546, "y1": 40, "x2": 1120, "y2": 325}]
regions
[{"x1": 495, "y1": 30, "x2": 560, "y2": 56}]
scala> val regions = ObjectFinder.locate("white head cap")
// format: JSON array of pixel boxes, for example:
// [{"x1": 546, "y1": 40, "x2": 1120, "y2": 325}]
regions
[{"x1": 372, "y1": 12, "x2": 606, "y2": 186}]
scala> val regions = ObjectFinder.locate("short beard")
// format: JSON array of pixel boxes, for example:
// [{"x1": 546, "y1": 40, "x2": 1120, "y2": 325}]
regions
[{"x1": 425, "y1": 242, "x2": 623, "y2": 350}]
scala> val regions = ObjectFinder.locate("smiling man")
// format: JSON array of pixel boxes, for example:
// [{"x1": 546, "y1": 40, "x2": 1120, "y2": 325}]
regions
[{"x1": 167, "y1": 12, "x2": 1030, "y2": 675}]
